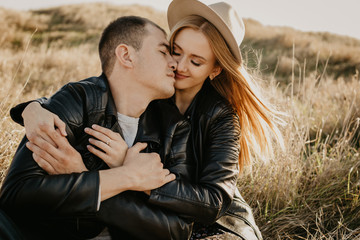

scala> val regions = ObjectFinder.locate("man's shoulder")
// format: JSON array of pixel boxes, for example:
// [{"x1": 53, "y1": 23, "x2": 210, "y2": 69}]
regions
[
  {"x1": 64, "y1": 75, "x2": 108, "y2": 94},
  {"x1": 45, "y1": 74, "x2": 110, "y2": 125}
]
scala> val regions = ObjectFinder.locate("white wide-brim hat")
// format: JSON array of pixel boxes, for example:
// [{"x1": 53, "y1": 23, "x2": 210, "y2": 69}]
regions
[{"x1": 167, "y1": 0, "x2": 245, "y2": 64}]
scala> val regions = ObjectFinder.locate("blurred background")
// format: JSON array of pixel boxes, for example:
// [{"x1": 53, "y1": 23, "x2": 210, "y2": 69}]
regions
[{"x1": 2, "y1": 0, "x2": 360, "y2": 39}]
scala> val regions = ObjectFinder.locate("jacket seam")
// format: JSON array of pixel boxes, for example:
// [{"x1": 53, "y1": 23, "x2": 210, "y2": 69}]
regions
[{"x1": 153, "y1": 190, "x2": 221, "y2": 210}]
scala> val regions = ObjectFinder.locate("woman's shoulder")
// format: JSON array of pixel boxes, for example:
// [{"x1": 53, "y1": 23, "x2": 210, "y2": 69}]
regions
[
  {"x1": 192, "y1": 81, "x2": 240, "y2": 136},
  {"x1": 195, "y1": 81, "x2": 235, "y2": 118}
]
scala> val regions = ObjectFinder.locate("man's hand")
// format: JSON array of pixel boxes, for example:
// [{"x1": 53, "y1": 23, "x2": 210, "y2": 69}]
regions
[
  {"x1": 22, "y1": 102, "x2": 67, "y2": 147},
  {"x1": 85, "y1": 124, "x2": 128, "y2": 168},
  {"x1": 26, "y1": 129, "x2": 87, "y2": 174},
  {"x1": 122, "y1": 142, "x2": 176, "y2": 191},
  {"x1": 99, "y1": 142, "x2": 176, "y2": 201}
]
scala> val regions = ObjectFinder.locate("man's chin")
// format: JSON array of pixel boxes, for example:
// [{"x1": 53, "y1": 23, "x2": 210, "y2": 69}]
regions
[{"x1": 157, "y1": 88, "x2": 175, "y2": 99}]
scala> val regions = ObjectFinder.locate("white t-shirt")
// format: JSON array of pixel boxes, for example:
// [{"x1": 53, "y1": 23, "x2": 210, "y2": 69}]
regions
[{"x1": 117, "y1": 112, "x2": 139, "y2": 147}]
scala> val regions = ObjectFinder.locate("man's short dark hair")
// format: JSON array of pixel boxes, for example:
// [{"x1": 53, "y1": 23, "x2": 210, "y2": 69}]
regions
[{"x1": 99, "y1": 16, "x2": 165, "y2": 77}]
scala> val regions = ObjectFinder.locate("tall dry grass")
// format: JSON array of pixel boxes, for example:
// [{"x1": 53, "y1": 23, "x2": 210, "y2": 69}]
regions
[
  {"x1": 239, "y1": 65, "x2": 360, "y2": 239},
  {"x1": 0, "y1": 3, "x2": 359, "y2": 239}
]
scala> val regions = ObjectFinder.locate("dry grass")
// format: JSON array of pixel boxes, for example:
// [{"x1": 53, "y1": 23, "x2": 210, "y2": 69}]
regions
[
  {"x1": 243, "y1": 19, "x2": 360, "y2": 83},
  {"x1": 238, "y1": 73, "x2": 360, "y2": 239},
  {"x1": 0, "y1": 3, "x2": 359, "y2": 239}
]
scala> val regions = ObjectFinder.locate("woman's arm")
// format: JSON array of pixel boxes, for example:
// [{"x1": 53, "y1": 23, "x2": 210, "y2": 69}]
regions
[{"x1": 149, "y1": 106, "x2": 240, "y2": 224}]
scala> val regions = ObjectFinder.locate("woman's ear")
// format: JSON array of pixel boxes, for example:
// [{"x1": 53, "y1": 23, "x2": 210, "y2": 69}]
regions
[
  {"x1": 209, "y1": 66, "x2": 222, "y2": 80},
  {"x1": 115, "y1": 44, "x2": 134, "y2": 68}
]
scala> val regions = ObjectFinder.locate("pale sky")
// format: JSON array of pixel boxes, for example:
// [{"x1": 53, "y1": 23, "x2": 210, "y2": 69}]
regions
[{"x1": 1, "y1": 0, "x2": 360, "y2": 40}]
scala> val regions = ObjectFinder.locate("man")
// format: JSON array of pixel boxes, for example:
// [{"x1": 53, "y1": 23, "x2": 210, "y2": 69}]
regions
[{"x1": 0, "y1": 16, "x2": 192, "y2": 239}]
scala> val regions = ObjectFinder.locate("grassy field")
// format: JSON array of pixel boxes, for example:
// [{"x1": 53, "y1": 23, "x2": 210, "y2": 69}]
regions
[{"x1": 0, "y1": 3, "x2": 359, "y2": 239}]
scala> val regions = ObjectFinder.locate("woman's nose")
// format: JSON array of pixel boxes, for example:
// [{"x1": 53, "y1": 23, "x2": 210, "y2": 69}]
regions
[{"x1": 176, "y1": 56, "x2": 187, "y2": 72}]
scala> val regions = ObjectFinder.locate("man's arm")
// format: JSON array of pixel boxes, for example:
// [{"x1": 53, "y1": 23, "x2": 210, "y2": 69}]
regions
[
  {"x1": 0, "y1": 136, "x2": 100, "y2": 217},
  {"x1": 1, "y1": 83, "x2": 173, "y2": 215},
  {"x1": 24, "y1": 126, "x2": 192, "y2": 239},
  {"x1": 4, "y1": 85, "x2": 193, "y2": 238},
  {"x1": 25, "y1": 127, "x2": 174, "y2": 202}
]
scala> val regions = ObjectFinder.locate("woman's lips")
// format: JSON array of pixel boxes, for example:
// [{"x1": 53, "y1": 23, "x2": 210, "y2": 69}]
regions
[{"x1": 175, "y1": 73, "x2": 188, "y2": 79}]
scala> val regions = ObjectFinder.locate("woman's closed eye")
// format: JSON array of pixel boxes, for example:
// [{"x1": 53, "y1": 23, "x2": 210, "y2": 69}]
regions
[
  {"x1": 172, "y1": 49, "x2": 201, "y2": 66},
  {"x1": 191, "y1": 60, "x2": 201, "y2": 66},
  {"x1": 172, "y1": 50, "x2": 181, "y2": 56}
]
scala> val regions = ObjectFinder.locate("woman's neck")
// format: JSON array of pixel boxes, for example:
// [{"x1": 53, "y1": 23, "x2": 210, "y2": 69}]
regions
[{"x1": 175, "y1": 89, "x2": 197, "y2": 115}]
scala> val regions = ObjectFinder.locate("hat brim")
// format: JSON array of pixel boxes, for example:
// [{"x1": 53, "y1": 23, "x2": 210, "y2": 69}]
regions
[{"x1": 167, "y1": 0, "x2": 241, "y2": 63}]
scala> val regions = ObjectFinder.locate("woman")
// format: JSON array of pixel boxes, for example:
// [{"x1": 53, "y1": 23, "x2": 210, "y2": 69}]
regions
[
  {"x1": 145, "y1": 1, "x2": 282, "y2": 239},
  {"x1": 12, "y1": 0, "x2": 282, "y2": 239}
]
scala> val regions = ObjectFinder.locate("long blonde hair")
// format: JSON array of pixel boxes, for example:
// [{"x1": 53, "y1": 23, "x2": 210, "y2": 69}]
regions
[{"x1": 170, "y1": 16, "x2": 284, "y2": 171}]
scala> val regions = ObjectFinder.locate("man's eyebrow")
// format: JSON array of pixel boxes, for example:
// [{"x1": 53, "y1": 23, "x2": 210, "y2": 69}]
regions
[{"x1": 174, "y1": 42, "x2": 206, "y2": 61}]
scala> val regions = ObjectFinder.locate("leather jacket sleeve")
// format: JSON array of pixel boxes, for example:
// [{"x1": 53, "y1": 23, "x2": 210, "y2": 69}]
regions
[
  {"x1": 149, "y1": 105, "x2": 240, "y2": 224},
  {"x1": 0, "y1": 209, "x2": 25, "y2": 240},
  {"x1": 4, "y1": 81, "x2": 194, "y2": 239},
  {"x1": 0, "y1": 137, "x2": 100, "y2": 216},
  {"x1": 0, "y1": 83, "x2": 101, "y2": 217},
  {"x1": 98, "y1": 191, "x2": 193, "y2": 240}
]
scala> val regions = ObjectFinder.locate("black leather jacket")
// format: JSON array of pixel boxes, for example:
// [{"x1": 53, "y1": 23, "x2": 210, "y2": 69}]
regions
[
  {"x1": 1, "y1": 74, "x2": 262, "y2": 240},
  {"x1": 148, "y1": 79, "x2": 262, "y2": 240}
]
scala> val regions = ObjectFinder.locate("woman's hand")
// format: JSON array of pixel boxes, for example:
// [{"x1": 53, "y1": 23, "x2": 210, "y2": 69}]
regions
[
  {"x1": 26, "y1": 129, "x2": 87, "y2": 174},
  {"x1": 85, "y1": 124, "x2": 128, "y2": 168},
  {"x1": 22, "y1": 102, "x2": 67, "y2": 147}
]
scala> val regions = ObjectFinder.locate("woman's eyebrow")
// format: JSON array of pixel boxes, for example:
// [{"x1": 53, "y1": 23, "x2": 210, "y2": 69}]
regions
[
  {"x1": 174, "y1": 42, "x2": 206, "y2": 61},
  {"x1": 159, "y1": 42, "x2": 170, "y2": 51}
]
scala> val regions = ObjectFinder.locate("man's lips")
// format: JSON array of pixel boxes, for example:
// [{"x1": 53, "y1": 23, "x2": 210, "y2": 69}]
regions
[{"x1": 167, "y1": 72, "x2": 175, "y2": 78}]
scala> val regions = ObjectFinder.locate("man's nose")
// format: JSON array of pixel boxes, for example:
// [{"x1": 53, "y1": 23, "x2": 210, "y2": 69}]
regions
[{"x1": 168, "y1": 55, "x2": 177, "y2": 70}]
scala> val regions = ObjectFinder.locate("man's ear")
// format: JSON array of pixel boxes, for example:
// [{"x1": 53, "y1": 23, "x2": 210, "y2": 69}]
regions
[
  {"x1": 115, "y1": 44, "x2": 134, "y2": 68},
  {"x1": 209, "y1": 66, "x2": 222, "y2": 80}
]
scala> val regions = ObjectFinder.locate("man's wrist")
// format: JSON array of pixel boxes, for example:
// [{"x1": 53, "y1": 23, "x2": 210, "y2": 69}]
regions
[
  {"x1": 116, "y1": 165, "x2": 140, "y2": 190},
  {"x1": 98, "y1": 167, "x2": 134, "y2": 201}
]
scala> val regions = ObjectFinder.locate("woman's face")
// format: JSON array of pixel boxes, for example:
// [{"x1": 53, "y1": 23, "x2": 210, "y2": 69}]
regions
[{"x1": 172, "y1": 28, "x2": 221, "y2": 95}]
